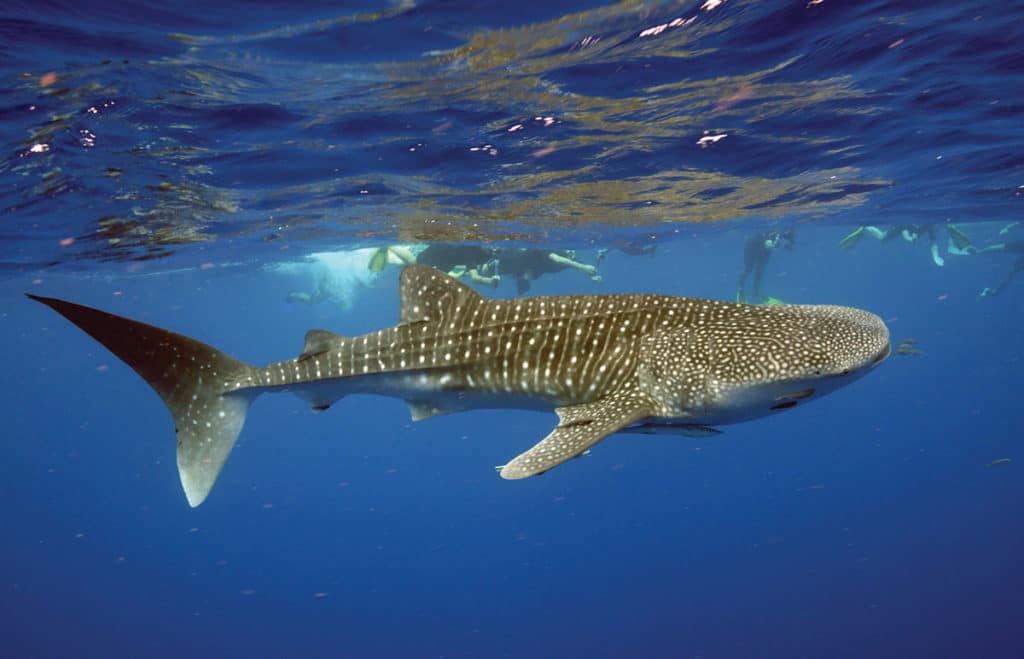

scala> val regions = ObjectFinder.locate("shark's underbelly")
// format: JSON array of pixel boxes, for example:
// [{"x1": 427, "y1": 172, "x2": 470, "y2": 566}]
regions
[
  {"x1": 256, "y1": 367, "x2": 585, "y2": 415},
  {"x1": 252, "y1": 361, "x2": 847, "y2": 426}
]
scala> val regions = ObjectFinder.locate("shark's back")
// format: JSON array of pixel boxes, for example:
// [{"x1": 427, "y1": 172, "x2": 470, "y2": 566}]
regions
[
  {"x1": 387, "y1": 266, "x2": 882, "y2": 409},
  {"x1": 395, "y1": 265, "x2": 725, "y2": 404},
  {"x1": 259, "y1": 266, "x2": 733, "y2": 407}
]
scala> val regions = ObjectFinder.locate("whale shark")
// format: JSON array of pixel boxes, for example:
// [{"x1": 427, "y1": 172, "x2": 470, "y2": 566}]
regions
[{"x1": 28, "y1": 264, "x2": 890, "y2": 507}]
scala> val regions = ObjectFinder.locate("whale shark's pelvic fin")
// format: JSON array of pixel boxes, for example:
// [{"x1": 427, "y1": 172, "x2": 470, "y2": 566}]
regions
[{"x1": 27, "y1": 294, "x2": 259, "y2": 507}]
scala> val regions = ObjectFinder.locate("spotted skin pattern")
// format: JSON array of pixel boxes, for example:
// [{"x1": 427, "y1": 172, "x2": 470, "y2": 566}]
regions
[{"x1": 28, "y1": 265, "x2": 890, "y2": 507}]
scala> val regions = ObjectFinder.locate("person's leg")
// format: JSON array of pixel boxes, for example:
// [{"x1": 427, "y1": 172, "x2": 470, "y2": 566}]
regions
[
  {"x1": 751, "y1": 259, "x2": 767, "y2": 302},
  {"x1": 467, "y1": 268, "x2": 500, "y2": 288},
  {"x1": 980, "y1": 258, "x2": 1023, "y2": 297},
  {"x1": 997, "y1": 259, "x2": 1024, "y2": 293},
  {"x1": 736, "y1": 265, "x2": 751, "y2": 303},
  {"x1": 548, "y1": 252, "x2": 601, "y2": 280},
  {"x1": 975, "y1": 243, "x2": 1007, "y2": 255}
]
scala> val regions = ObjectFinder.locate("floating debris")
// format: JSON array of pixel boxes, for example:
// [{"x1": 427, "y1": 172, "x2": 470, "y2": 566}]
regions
[{"x1": 989, "y1": 458, "x2": 1012, "y2": 467}]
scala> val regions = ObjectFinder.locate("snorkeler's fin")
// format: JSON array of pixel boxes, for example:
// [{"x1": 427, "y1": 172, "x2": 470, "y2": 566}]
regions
[
  {"x1": 947, "y1": 224, "x2": 973, "y2": 250},
  {"x1": 762, "y1": 296, "x2": 785, "y2": 305},
  {"x1": 367, "y1": 247, "x2": 390, "y2": 273},
  {"x1": 839, "y1": 227, "x2": 865, "y2": 250}
]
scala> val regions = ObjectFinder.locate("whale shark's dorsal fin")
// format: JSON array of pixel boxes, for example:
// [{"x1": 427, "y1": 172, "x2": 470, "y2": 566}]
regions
[{"x1": 399, "y1": 264, "x2": 484, "y2": 325}]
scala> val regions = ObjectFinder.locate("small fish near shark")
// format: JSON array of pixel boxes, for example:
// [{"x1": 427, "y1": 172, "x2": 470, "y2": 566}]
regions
[{"x1": 28, "y1": 265, "x2": 890, "y2": 507}]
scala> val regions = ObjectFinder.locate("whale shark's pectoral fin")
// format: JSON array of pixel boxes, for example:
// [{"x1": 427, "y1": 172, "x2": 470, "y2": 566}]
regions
[{"x1": 499, "y1": 387, "x2": 654, "y2": 479}]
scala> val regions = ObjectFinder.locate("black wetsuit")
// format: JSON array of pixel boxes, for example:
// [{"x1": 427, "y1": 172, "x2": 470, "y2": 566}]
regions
[
  {"x1": 992, "y1": 240, "x2": 1024, "y2": 294},
  {"x1": 977, "y1": 238, "x2": 1024, "y2": 296},
  {"x1": 738, "y1": 234, "x2": 771, "y2": 302},
  {"x1": 882, "y1": 224, "x2": 937, "y2": 242},
  {"x1": 1005, "y1": 239, "x2": 1024, "y2": 255},
  {"x1": 416, "y1": 244, "x2": 494, "y2": 273},
  {"x1": 496, "y1": 249, "x2": 568, "y2": 294}
]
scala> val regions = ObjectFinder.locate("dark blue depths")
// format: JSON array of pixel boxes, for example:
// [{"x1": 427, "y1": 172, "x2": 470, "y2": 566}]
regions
[
  {"x1": 4, "y1": 236, "x2": 1022, "y2": 658},
  {"x1": 1, "y1": 1, "x2": 1023, "y2": 658}
]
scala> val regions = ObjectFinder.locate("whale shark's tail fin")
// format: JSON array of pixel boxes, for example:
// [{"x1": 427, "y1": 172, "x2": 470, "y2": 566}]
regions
[{"x1": 27, "y1": 294, "x2": 261, "y2": 507}]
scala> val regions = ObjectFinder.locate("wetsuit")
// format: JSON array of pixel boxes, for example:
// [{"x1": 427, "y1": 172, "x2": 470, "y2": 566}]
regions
[
  {"x1": 416, "y1": 244, "x2": 494, "y2": 273},
  {"x1": 738, "y1": 233, "x2": 771, "y2": 303}
]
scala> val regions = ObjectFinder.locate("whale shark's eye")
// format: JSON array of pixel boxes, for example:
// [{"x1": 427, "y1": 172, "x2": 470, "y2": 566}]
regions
[{"x1": 770, "y1": 400, "x2": 798, "y2": 411}]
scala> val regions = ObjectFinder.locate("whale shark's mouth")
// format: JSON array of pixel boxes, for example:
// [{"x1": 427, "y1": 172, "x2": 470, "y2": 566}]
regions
[{"x1": 870, "y1": 342, "x2": 891, "y2": 368}]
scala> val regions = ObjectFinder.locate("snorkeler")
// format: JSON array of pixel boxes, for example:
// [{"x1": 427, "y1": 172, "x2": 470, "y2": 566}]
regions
[
  {"x1": 736, "y1": 230, "x2": 793, "y2": 304},
  {"x1": 975, "y1": 231, "x2": 1024, "y2": 297},
  {"x1": 595, "y1": 237, "x2": 658, "y2": 265},
  {"x1": 414, "y1": 243, "x2": 501, "y2": 287},
  {"x1": 946, "y1": 224, "x2": 975, "y2": 257},
  {"x1": 840, "y1": 223, "x2": 973, "y2": 267},
  {"x1": 495, "y1": 248, "x2": 602, "y2": 294},
  {"x1": 978, "y1": 258, "x2": 1024, "y2": 297},
  {"x1": 284, "y1": 247, "x2": 403, "y2": 311}
]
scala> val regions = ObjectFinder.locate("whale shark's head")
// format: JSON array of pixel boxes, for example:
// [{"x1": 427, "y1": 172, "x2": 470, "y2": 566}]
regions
[
  {"x1": 659, "y1": 303, "x2": 890, "y2": 425},
  {"x1": 712, "y1": 303, "x2": 890, "y2": 423}
]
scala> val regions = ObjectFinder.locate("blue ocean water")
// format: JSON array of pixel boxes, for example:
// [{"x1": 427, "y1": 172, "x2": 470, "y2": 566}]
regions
[{"x1": 2, "y1": 1, "x2": 1022, "y2": 657}]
